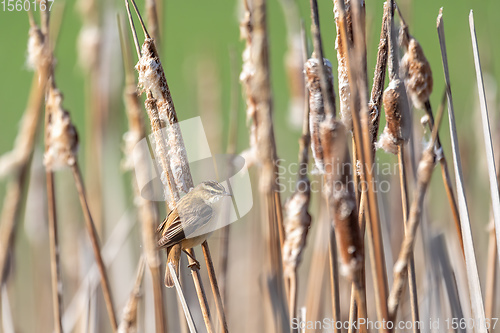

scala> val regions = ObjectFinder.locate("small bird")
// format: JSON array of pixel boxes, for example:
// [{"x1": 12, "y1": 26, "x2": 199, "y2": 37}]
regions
[{"x1": 157, "y1": 180, "x2": 231, "y2": 287}]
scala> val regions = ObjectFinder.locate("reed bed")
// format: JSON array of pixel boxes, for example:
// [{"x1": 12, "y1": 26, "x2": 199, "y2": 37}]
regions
[{"x1": 0, "y1": 1, "x2": 499, "y2": 333}]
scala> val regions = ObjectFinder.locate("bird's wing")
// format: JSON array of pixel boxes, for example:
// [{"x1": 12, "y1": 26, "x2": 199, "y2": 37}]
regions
[{"x1": 157, "y1": 202, "x2": 213, "y2": 249}]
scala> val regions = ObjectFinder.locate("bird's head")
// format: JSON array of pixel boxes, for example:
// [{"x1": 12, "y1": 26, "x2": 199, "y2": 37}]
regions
[{"x1": 196, "y1": 180, "x2": 231, "y2": 204}]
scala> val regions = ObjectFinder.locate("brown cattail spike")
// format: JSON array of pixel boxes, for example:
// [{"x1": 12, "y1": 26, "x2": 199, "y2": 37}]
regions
[
  {"x1": 399, "y1": 21, "x2": 433, "y2": 110},
  {"x1": 305, "y1": 56, "x2": 334, "y2": 173},
  {"x1": 377, "y1": 79, "x2": 411, "y2": 154},
  {"x1": 320, "y1": 118, "x2": 362, "y2": 278},
  {"x1": 44, "y1": 87, "x2": 79, "y2": 171},
  {"x1": 282, "y1": 182, "x2": 311, "y2": 279}
]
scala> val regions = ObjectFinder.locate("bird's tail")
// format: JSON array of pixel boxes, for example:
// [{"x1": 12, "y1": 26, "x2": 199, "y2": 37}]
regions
[{"x1": 164, "y1": 244, "x2": 181, "y2": 288}]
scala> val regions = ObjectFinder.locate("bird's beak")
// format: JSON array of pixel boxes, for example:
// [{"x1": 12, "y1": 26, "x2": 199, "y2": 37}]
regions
[{"x1": 224, "y1": 191, "x2": 232, "y2": 197}]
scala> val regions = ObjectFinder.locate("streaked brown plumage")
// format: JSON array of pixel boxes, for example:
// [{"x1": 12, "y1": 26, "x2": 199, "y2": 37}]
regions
[{"x1": 157, "y1": 180, "x2": 230, "y2": 287}]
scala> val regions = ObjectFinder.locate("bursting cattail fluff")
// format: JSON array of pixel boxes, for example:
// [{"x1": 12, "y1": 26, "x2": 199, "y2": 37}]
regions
[
  {"x1": 320, "y1": 118, "x2": 363, "y2": 278},
  {"x1": 282, "y1": 182, "x2": 311, "y2": 278},
  {"x1": 136, "y1": 39, "x2": 193, "y2": 194},
  {"x1": 44, "y1": 87, "x2": 79, "y2": 170},
  {"x1": 376, "y1": 79, "x2": 411, "y2": 154},
  {"x1": 26, "y1": 25, "x2": 45, "y2": 70},
  {"x1": 399, "y1": 28, "x2": 433, "y2": 110},
  {"x1": 333, "y1": 0, "x2": 352, "y2": 130},
  {"x1": 305, "y1": 57, "x2": 334, "y2": 174},
  {"x1": 239, "y1": 3, "x2": 258, "y2": 168}
]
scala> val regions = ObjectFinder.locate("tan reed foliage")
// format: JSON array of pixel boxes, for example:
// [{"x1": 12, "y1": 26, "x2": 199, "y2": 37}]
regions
[
  {"x1": 125, "y1": 2, "x2": 228, "y2": 332},
  {"x1": 118, "y1": 17, "x2": 166, "y2": 332},
  {"x1": 304, "y1": 57, "x2": 333, "y2": 174},
  {"x1": 333, "y1": 0, "x2": 353, "y2": 130},
  {"x1": 397, "y1": 4, "x2": 464, "y2": 254},
  {"x1": 117, "y1": 257, "x2": 145, "y2": 333}
]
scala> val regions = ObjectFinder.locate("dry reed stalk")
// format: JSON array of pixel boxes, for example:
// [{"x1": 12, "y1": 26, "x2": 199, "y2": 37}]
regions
[
  {"x1": 378, "y1": 2, "x2": 420, "y2": 328},
  {"x1": 239, "y1": 0, "x2": 258, "y2": 168},
  {"x1": 185, "y1": 248, "x2": 213, "y2": 333},
  {"x1": 386, "y1": 86, "x2": 445, "y2": 322},
  {"x1": 61, "y1": 209, "x2": 135, "y2": 332},
  {"x1": 126, "y1": 3, "x2": 230, "y2": 332},
  {"x1": 347, "y1": 2, "x2": 390, "y2": 326},
  {"x1": 333, "y1": 0, "x2": 353, "y2": 130},
  {"x1": 431, "y1": 235, "x2": 465, "y2": 332},
  {"x1": 76, "y1": 0, "x2": 105, "y2": 236},
  {"x1": 124, "y1": 3, "x2": 221, "y2": 332},
  {"x1": 118, "y1": 17, "x2": 166, "y2": 333},
  {"x1": 168, "y1": 263, "x2": 197, "y2": 333},
  {"x1": 485, "y1": 215, "x2": 497, "y2": 320},
  {"x1": 396, "y1": 5, "x2": 464, "y2": 254},
  {"x1": 309, "y1": 3, "x2": 367, "y2": 331},
  {"x1": 282, "y1": 45, "x2": 311, "y2": 321},
  {"x1": 337, "y1": 1, "x2": 390, "y2": 330},
  {"x1": 304, "y1": 213, "x2": 329, "y2": 328},
  {"x1": 438, "y1": 10, "x2": 487, "y2": 332},
  {"x1": 423, "y1": 98, "x2": 464, "y2": 254},
  {"x1": 201, "y1": 241, "x2": 228, "y2": 333},
  {"x1": 277, "y1": 0, "x2": 305, "y2": 129},
  {"x1": 367, "y1": 1, "x2": 390, "y2": 152},
  {"x1": 469, "y1": 10, "x2": 500, "y2": 266},
  {"x1": 0, "y1": 20, "x2": 50, "y2": 286},
  {"x1": 241, "y1": 0, "x2": 289, "y2": 330},
  {"x1": 46, "y1": 170, "x2": 63, "y2": 333},
  {"x1": 305, "y1": 5, "x2": 341, "y2": 324},
  {"x1": 376, "y1": 1, "x2": 410, "y2": 155},
  {"x1": 145, "y1": 0, "x2": 160, "y2": 43},
  {"x1": 118, "y1": 256, "x2": 145, "y2": 333},
  {"x1": 70, "y1": 163, "x2": 118, "y2": 331}
]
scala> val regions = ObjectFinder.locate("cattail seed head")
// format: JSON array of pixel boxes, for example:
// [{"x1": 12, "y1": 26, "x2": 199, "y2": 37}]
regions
[
  {"x1": 319, "y1": 118, "x2": 363, "y2": 278},
  {"x1": 44, "y1": 88, "x2": 79, "y2": 170},
  {"x1": 400, "y1": 32, "x2": 433, "y2": 110},
  {"x1": 27, "y1": 25, "x2": 45, "y2": 70},
  {"x1": 282, "y1": 182, "x2": 311, "y2": 278},
  {"x1": 305, "y1": 56, "x2": 334, "y2": 174},
  {"x1": 377, "y1": 79, "x2": 410, "y2": 154}
]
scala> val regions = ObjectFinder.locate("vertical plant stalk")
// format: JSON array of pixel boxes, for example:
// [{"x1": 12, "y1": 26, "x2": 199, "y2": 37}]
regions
[
  {"x1": 337, "y1": 1, "x2": 390, "y2": 330},
  {"x1": 145, "y1": 0, "x2": 160, "y2": 43},
  {"x1": 185, "y1": 249, "x2": 213, "y2": 333},
  {"x1": 308, "y1": 3, "x2": 341, "y2": 330},
  {"x1": 382, "y1": 1, "x2": 420, "y2": 327},
  {"x1": 423, "y1": 99, "x2": 464, "y2": 254},
  {"x1": 305, "y1": 55, "x2": 341, "y2": 333},
  {"x1": 127, "y1": 2, "x2": 230, "y2": 332},
  {"x1": 437, "y1": 9, "x2": 487, "y2": 332},
  {"x1": 243, "y1": 0, "x2": 289, "y2": 330},
  {"x1": 118, "y1": 256, "x2": 145, "y2": 333},
  {"x1": 46, "y1": 171, "x2": 63, "y2": 333},
  {"x1": 202, "y1": 242, "x2": 229, "y2": 333},
  {"x1": 282, "y1": 25, "x2": 311, "y2": 320},
  {"x1": 333, "y1": 0, "x2": 353, "y2": 130},
  {"x1": 168, "y1": 263, "x2": 197, "y2": 333},
  {"x1": 118, "y1": 17, "x2": 166, "y2": 333},
  {"x1": 71, "y1": 164, "x2": 118, "y2": 331},
  {"x1": 485, "y1": 215, "x2": 497, "y2": 320},
  {"x1": 38, "y1": 17, "x2": 63, "y2": 333},
  {"x1": 347, "y1": 3, "x2": 390, "y2": 326},
  {"x1": 469, "y1": 11, "x2": 500, "y2": 265},
  {"x1": 0, "y1": 21, "x2": 50, "y2": 286},
  {"x1": 368, "y1": 1, "x2": 390, "y2": 152},
  {"x1": 124, "y1": 3, "x2": 222, "y2": 332},
  {"x1": 387, "y1": 88, "x2": 445, "y2": 323}
]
